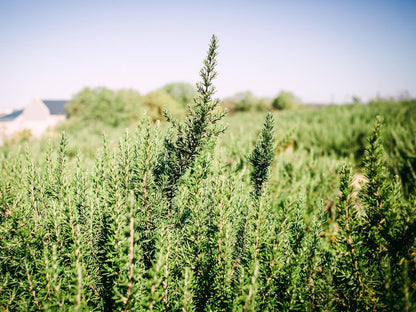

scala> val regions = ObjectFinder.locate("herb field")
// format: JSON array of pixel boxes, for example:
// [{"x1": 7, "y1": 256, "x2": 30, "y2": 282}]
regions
[{"x1": 1, "y1": 36, "x2": 415, "y2": 311}]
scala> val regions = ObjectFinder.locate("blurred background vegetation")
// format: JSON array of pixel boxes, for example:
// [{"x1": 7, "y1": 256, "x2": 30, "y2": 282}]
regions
[
  {"x1": 1, "y1": 84, "x2": 415, "y2": 198},
  {"x1": 65, "y1": 83, "x2": 302, "y2": 128}
]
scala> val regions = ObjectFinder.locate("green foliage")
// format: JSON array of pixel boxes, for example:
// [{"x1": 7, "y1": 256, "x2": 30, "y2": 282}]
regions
[
  {"x1": 248, "y1": 113, "x2": 276, "y2": 198},
  {"x1": 153, "y1": 34, "x2": 226, "y2": 208},
  {"x1": 272, "y1": 90, "x2": 300, "y2": 110},
  {"x1": 161, "y1": 82, "x2": 197, "y2": 107},
  {"x1": 0, "y1": 35, "x2": 415, "y2": 312},
  {"x1": 66, "y1": 88, "x2": 145, "y2": 127},
  {"x1": 278, "y1": 99, "x2": 416, "y2": 196},
  {"x1": 331, "y1": 118, "x2": 416, "y2": 311},
  {"x1": 143, "y1": 89, "x2": 186, "y2": 121},
  {"x1": 222, "y1": 91, "x2": 273, "y2": 113}
]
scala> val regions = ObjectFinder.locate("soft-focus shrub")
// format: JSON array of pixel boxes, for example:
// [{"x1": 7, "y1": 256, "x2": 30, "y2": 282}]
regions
[
  {"x1": 272, "y1": 90, "x2": 300, "y2": 110},
  {"x1": 143, "y1": 89, "x2": 186, "y2": 121},
  {"x1": 223, "y1": 91, "x2": 272, "y2": 113},
  {"x1": 161, "y1": 82, "x2": 197, "y2": 107},
  {"x1": 66, "y1": 87, "x2": 145, "y2": 127}
]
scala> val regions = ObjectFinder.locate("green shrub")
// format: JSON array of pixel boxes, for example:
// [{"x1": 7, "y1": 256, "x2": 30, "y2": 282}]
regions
[
  {"x1": 143, "y1": 89, "x2": 185, "y2": 121},
  {"x1": 222, "y1": 92, "x2": 273, "y2": 113},
  {"x1": 66, "y1": 87, "x2": 145, "y2": 127},
  {"x1": 161, "y1": 82, "x2": 197, "y2": 107},
  {"x1": 272, "y1": 90, "x2": 300, "y2": 110}
]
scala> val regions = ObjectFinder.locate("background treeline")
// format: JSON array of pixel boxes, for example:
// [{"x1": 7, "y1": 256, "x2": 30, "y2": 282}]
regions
[
  {"x1": 64, "y1": 83, "x2": 301, "y2": 128},
  {"x1": 1, "y1": 35, "x2": 415, "y2": 311},
  {"x1": 65, "y1": 82, "x2": 197, "y2": 127}
]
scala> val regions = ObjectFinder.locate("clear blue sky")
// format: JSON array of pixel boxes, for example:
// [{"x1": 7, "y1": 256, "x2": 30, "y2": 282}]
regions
[{"x1": 1, "y1": 0, "x2": 415, "y2": 109}]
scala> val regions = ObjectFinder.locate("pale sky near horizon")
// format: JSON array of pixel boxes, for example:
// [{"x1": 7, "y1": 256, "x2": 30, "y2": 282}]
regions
[{"x1": 1, "y1": 0, "x2": 415, "y2": 109}]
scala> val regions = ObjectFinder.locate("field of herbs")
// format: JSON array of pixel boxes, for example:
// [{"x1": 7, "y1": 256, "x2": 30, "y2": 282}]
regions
[{"x1": 1, "y1": 35, "x2": 415, "y2": 311}]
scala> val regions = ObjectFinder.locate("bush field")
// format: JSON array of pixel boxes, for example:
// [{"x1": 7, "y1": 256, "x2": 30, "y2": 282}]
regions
[{"x1": 0, "y1": 35, "x2": 415, "y2": 311}]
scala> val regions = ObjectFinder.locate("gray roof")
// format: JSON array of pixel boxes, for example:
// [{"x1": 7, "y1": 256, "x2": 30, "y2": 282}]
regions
[
  {"x1": 43, "y1": 100, "x2": 68, "y2": 115},
  {"x1": 0, "y1": 109, "x2": 23, "y2": 122},
  {"x1": 0, "y1": 100, "x2": 68, "y2": 122}
]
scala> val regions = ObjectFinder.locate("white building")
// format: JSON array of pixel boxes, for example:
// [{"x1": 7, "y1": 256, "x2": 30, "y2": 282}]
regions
[{"x1": 0, "y1": 98, "x2": 68, "y2": 145}]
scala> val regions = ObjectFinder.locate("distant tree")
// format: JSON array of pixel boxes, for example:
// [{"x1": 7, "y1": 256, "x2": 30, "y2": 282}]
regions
[
  {"x1": 143, "y1": 89, "x2": 186, "y2": 121},
  {"x1": 222, "y1": 92, "x2": 274, "y2": 113},
  {"x1": 257, "y1": 97, "x2": 273, "y2": 111},
  {"x1": 272, "y1": 91, "x2": 300, "y2": 110},
  {"x1": 161, "y1": 82, "x2": 197, "y2": 107},
  {"x1": 66, "y1": 87, "x2": 145, "y2": 127},
  {"x1": 223, "y1": 91, "x2": 259, "y2": 112}
]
